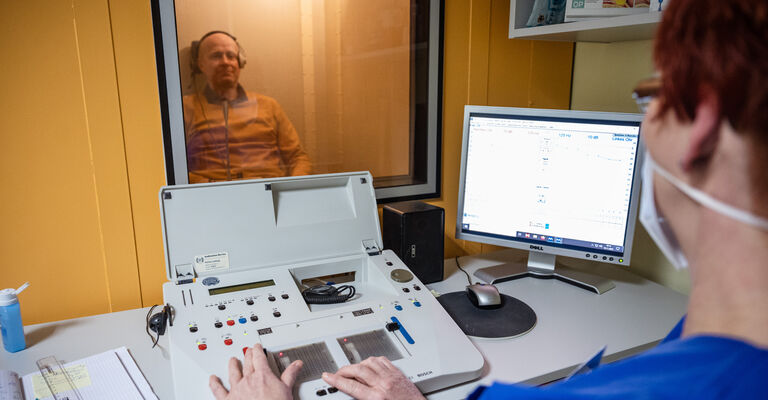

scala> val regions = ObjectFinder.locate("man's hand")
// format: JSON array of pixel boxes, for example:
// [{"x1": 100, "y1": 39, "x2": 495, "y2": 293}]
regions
[
  {"x1": 322, "y1": 356, "x2": 425, "y2": 400},
  {"x1": 209, "y1": 343, "x2": 303, "y2": 400}
]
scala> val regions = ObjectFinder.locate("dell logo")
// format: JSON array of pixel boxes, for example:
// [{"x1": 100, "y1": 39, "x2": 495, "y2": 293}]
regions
[{"x1": 530, "y1": 245, "x2": 544, "y2": 251}]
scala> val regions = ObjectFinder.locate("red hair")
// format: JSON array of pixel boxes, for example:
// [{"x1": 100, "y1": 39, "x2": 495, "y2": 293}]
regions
[
  {"x1": 654, "y1": 0, "x2": 768, "y2": 137},
  {"x1": 654, "y1": 0, "x2": 768, "y2": 202}
]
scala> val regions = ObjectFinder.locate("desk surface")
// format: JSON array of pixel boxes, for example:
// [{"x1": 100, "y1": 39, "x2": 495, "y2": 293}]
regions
[{"x1": 0, "y1": 250, "x2": 687, "y2": 399}]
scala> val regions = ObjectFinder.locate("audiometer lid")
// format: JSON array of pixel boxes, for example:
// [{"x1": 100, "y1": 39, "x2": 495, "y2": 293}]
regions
[{"x1": 159, "y1": 172, "x2": 382, "y2": 282}]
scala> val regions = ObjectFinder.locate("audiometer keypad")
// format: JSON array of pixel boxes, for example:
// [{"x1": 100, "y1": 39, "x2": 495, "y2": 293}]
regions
[
  {"x1": 160, "y1": 173, "x2": 484, "y2": 399},
  {"x1": 163, "y1": 253, "x2": 483, "y2": 398}
]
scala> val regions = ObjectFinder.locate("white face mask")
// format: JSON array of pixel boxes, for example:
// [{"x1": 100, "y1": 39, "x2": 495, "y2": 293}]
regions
[{"x1": 639, "y1": 152, "x2": 768, "y2": 269}]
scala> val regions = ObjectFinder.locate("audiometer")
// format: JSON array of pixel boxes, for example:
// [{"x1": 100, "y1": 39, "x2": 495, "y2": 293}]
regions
[{"x1": 159, "y1": 172, "x2": 484, "y2": 399}]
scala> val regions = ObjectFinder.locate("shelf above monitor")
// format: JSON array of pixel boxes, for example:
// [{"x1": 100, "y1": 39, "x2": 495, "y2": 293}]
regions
[{"x1": 509, "y1": 3, "x2": 661, "y2": 43}]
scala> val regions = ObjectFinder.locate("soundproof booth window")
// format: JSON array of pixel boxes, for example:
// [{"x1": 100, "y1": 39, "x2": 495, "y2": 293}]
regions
[{"x1": 152, "y1": 0, "x2": 443, "y2": 201}]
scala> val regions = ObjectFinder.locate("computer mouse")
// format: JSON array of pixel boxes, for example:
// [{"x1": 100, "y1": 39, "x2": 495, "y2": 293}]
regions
[{"x1": 466, "y1": 283, "x2": 502, "y2": 308}]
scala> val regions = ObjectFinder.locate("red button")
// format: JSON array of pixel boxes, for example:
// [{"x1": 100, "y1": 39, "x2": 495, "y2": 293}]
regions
[
  {"x1": 242, "y1": 347, "x2": 249, "y2": 355},
  {"x1": 227, "y1": 320, "x2": 235, "y2": 326},
  {"x1": 224, "y1": 338, "x2": 233, "y2": 346},
  {"x1": 198, "y1": 343, "x2": 207, "y2": 351}
]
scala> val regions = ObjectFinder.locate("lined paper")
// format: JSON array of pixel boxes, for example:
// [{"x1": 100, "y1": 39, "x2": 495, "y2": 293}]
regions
[
  {"x1": 21, "y1": 347, "x2": 157, "y2": 400},
  {"x1": 0, "y1": 370, "x2": 23, "y2": 400}
]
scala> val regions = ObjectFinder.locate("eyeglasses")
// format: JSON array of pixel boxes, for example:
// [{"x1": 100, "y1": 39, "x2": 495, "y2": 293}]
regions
[{"x1": 632, "y1": 75, "x2": 661, "y2": 114}]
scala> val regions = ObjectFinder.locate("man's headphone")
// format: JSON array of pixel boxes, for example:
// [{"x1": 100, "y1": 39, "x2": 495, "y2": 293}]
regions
[{"x1": 190, "y1": 30, "x2": 247, "y2": 74}]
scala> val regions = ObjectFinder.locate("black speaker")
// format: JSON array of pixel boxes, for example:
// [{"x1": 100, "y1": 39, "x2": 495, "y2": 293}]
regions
[{"x1": 383, "y1": 201, "x2": 444, "y2": 284}]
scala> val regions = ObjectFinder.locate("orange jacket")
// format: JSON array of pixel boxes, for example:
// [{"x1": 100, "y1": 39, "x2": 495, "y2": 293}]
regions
[{"x1": 183, "y1": 86, "x2": 311, "y2": 183}]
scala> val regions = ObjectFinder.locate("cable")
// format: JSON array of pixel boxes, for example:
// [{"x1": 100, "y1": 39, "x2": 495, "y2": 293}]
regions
[
  {"x1": 302, "y1": 284, "x2": 356, "y2": 304},
  {"x1": 146, "y1": 304, "x2": 173, "y2": 349},
  {"x1": 145, "y1": 305, "x2": 161, "y2": 348},
  {"x1": 223, "y1": 99, "x2": 232, "y2": 180},
  {"x1": 455, "y1": 256, "x2": 472, "y2": 285}
]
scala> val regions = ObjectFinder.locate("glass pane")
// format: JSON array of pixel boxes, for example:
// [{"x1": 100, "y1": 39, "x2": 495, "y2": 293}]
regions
[{"x1": 172, "y1": 0, "x2": 434, "y2": 191}]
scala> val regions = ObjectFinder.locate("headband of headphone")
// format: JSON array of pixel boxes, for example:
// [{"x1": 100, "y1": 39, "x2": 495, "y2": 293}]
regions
[{"x1": 190, "y1": 30, "x2": 247, "y2": 73}]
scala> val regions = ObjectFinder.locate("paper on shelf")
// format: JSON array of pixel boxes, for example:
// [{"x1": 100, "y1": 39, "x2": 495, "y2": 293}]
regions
[{"x1": 565, "y1": 0, "x2": 650, "y2": 21}]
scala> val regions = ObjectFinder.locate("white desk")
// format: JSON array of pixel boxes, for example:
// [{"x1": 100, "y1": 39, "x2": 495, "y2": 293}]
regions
[
  {"x1": 0, "y1": 250, "x2": 688, "y2": 399},
  {"x1": 426, "y1": 250, "x2": 687, "y2": 399}
]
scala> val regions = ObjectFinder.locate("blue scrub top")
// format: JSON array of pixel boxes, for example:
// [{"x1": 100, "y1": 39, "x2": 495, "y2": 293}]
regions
[{"x1": 469, "y1": 318, "x2": 768, "y2": 399}]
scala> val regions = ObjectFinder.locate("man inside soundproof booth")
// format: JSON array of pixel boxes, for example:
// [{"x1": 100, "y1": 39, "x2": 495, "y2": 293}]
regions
[
  {"x1": 184, "y1": 31, "x2": 312, "y2": 184},
  {"x1": 207, "y1": 1, "x2": 768, "y2": 399}
]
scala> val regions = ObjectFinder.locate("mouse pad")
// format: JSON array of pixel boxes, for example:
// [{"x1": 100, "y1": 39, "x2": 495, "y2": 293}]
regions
[{"x1": 437, "y1": 292, "x2": 536, "y2": 338}]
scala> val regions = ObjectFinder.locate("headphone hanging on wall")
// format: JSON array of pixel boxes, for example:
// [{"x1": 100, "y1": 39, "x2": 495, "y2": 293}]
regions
[{"x1": 190, "y1": 30, "x2": 247, "y2": 74}]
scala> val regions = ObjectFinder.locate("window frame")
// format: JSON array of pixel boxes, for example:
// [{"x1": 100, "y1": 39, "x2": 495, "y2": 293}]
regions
[{"x1": 150, "y1": 0, "x2": 443, "y2": 203}]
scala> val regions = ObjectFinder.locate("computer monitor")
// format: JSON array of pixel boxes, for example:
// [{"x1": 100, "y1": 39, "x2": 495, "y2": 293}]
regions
[{"x1": 456, "y1": 106, "x2": 644, "y2": 294}]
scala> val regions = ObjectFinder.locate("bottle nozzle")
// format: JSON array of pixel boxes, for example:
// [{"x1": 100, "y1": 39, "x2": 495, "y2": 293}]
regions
[{"x1": 14, "y1": 282, "x2": 29, "y2": 295}]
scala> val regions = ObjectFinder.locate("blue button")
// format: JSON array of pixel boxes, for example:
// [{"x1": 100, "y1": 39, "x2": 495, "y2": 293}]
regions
[
  {"x1": 413, "y1": 301, "x2": 421, "y2": 307},
  {"x1": 238, "y1": 317, "x2": 247, "y2": 324},
  {"x1": 394, "y1": 305, "x2": 403, "y2": 311}
]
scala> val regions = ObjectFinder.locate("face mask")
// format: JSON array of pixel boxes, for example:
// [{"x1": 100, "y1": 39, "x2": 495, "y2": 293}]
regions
[
  {"x1": 639, "y1": 152, "x2": 768, "y2": 269},
  {"x1": 639, "y1": 153, "x2": 689, "y2": 269}
]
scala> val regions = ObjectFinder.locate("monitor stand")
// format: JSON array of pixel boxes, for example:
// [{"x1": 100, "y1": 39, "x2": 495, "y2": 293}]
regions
[{"x1": 473, "y1": 251, "x2": 615, "y2": 294}]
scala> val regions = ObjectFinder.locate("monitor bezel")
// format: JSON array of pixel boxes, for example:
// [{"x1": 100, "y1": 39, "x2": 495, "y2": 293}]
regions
[{"x1": 455, "y1": 105, "x2": 645, "y2": 266}]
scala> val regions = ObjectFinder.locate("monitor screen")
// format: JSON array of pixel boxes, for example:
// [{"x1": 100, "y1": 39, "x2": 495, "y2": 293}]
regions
[{"x1": 456, "y1": 106, "x2": 643, "y2": 266}]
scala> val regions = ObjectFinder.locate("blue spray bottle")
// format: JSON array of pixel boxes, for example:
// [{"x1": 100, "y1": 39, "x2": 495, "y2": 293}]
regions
[{"x1": 0, "y1": 282, "x2": 29, "y2": 353}]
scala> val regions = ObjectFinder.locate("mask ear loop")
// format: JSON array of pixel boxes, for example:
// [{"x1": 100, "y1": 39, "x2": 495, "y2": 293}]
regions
[{"x1": 648, "y1": 156, "x2": 768, "y2": 231}]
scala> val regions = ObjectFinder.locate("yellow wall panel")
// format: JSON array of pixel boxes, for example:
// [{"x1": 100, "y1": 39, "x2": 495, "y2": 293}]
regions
[
  {"x1": 72, "y1": 0, "x2": 142, "y2": 312},
  {"x1": 108, "y1": 0, "x2": 169, "y2": 308},
  {"x1": 528, "y1": 40, "x2": 573, "y2": 110},
  {"x1": 466, "y1": 0, "x2": 491, "y2": 105},
  {"x1": 0, "y1": 1, "x2": 135, "y2": 323},
  {"x1": 571, "y1": 40, "x2": 653, "y2": 113},
  {"x1": 433, "y1": 0, "x2": 473, "y2": 258}
]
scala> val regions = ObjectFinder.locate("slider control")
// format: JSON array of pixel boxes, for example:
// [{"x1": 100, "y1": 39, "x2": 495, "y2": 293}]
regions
[{"x1": 389, "y1": 316, "x2": 414, "y2": 344}]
